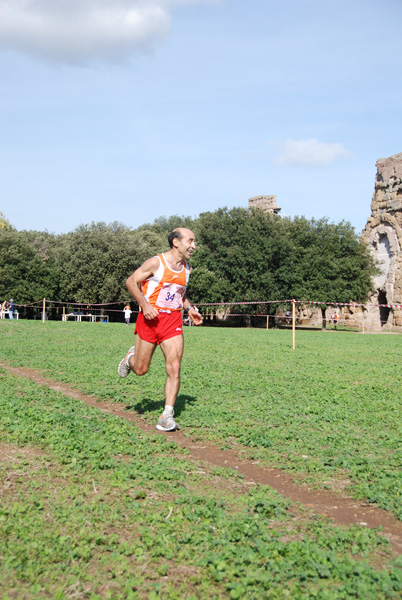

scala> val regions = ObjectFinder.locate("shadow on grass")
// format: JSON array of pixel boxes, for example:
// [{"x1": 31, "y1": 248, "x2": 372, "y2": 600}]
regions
[{"x1": 124, "y1": 394, "x2": 197, "y2": 417}]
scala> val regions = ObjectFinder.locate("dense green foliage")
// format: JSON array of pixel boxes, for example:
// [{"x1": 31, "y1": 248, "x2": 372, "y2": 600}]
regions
[
  {"x1": 283, "y1": 217, "x2": 376, "y2": 303},
  {"x1": 0, "y1": 210, "x2": 12, "y2": 230},
  {"x1": 57, "y1": 222, "x2": 165, "y2": 304},
  {"x1": 189, "y1": 208, "x2": 376, "y2": 313},
  {"x1": 1, "y1": 321, "x2": 402, "y2": 598},
  {"x1": 189, "y1": 208, "x2": 284, "y2": 306},
  {"x1": 0, "y1": 209, "x2": 376, "y2": 311},
  {"x1": 0, "y1": 228, "x2": 60, "y2": 303}
]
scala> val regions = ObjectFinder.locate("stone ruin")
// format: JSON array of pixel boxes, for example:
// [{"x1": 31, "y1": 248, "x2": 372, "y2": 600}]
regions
[
  {"x1": 281, "y1": 154, "x2": 402, "y2": 331},
  {"x1": 362, "y1": 153, "x2": 402, "y2": 328},
  {"x1": 248, "y1": 195, "x2": 281, "y2": 215},
  {"x1": 247, "y1": 160, "x2": 402, "y2": 330}
]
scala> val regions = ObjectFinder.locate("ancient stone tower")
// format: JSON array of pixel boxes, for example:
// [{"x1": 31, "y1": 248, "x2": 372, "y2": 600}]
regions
[
  {"x1": 248, "y1": 195, "x2": 281, "y2": 215},
  {"x1": 362, "y1": 153, "x2": 402, "y2": 328}
]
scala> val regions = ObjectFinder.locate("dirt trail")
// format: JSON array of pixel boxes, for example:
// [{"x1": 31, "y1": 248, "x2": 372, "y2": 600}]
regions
[{"x1": 2, "y1": 361, "x2": 402, "y2": 554}]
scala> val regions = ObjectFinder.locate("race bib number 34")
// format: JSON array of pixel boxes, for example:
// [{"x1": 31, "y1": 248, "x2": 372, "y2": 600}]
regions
[{"x1": 156, "y1": 284, "x2": 185, "y2": 310}]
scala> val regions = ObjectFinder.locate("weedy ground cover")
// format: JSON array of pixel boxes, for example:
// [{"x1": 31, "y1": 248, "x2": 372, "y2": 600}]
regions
[
  {"x1": 1, "y1": 366, "x2": 402, "y2": 599},
  {"x1": 1, "y1": 321, "x2": 401, "y2": 518}
]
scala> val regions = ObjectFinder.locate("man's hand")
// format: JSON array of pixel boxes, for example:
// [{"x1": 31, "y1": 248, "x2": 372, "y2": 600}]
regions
[
  {"x1": 142, "y1": 301, "x2": 159, "y2": 320},
  {"x1": 188, "y1": 307, "x2": 203, "y2": 326}
]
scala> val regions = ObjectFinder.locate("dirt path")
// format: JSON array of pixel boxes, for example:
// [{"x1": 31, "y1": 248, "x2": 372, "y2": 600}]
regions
[{"x1": 2, "y1": 361, "x2": 402, "y2": 554}]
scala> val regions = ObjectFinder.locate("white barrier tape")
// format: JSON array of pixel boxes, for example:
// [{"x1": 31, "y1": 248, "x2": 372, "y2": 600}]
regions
[
  {"x1": 294, "y1": 300, "x2": 402, "y2": 309},
  {"x1": 14, "y1": 298, "x2": 402, "y2": 311},
  {"x1": 197, "y1": 300, "x2": 290, "y2": 306},
  {"x1": 292, "y1": 300, "x2": 364, "y2": 307},
  {"x1": 371, "y1": 304, "x2": 402, "y2": 309},
  {"x1": 46, "y1": 300, "x2": 125, "y2": 307},
  {"x1": 198, "y1": 299, "x2": 402, "y2": 309},
  {"x1": 291, "y1": 300, "x2": 402, "y2": 309}
]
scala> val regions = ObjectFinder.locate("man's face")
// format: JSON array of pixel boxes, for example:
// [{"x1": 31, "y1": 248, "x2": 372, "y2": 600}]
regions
[{"x1": 176, "y1": 229, "x2": 196, "y2": 260}]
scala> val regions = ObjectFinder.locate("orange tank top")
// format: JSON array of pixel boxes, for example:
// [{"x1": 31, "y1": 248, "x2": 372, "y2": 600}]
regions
[{"x1": 141, "y1": 253, "x2": 190, "y2": 311}]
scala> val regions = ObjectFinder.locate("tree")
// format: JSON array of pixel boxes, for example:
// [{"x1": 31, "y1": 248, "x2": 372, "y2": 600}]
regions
[
  {"x1": 0, "y1": 210, "x2": 377, "y2": 327},
  {"x1": 0, "y1": 228, "x2": 60, "y2": 306},
  {"x1": 0, "y1": 211, "x2": 13, "y2": 230},
  {"x1": 188, "y1": 209, "x2": 377, "y2": 327},
  {"x1": 57, "y1": 221, "x2": 168, "y2": 304},
  {"x1": 188, "y1": 207, "x2": 286, "y2": 312},
  {"x1": 140, "y1": 215, "x2": 197, "y2": 240},
  {"x1": 278, "y1": 217, "x2": 377, "y2": 327}
]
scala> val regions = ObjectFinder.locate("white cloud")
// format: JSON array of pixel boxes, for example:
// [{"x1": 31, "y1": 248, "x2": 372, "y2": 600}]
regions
[
  {"x1": 272, "y1": 138, "x2": 353, "y2": 167},
  {"x1": 0, "y1": 0, "x2": 212, "y2": 65}
]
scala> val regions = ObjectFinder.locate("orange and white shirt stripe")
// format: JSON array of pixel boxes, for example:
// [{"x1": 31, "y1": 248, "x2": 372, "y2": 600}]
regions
[{"x1": 141, "y1": 253, "x2": 191, "y2": 312}]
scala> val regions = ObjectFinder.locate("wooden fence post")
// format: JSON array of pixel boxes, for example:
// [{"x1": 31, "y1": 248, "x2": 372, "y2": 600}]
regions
[{"x1": 292, "y1": 299, "x2": 296, "y2": 350}]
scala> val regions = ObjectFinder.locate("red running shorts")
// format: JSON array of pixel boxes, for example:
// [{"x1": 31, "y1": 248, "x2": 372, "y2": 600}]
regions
[{"x1": 135, "y1": 310, "x2": 183, "y2": 345}]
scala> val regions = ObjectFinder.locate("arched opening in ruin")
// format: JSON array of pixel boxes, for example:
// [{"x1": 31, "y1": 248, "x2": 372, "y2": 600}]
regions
[
  {"x1": 373, "y1": 233, "x2": 391, "y2": 289},
  {"x1": 378, "y1": 290, "x2": 390, "y2": 327}
]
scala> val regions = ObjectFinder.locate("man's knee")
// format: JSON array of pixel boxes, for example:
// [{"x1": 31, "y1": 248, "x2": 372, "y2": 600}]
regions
[
  {"x1": 129, "y1": 355, "x2": 150, "y2": 376},
  {"x1": 133, "y1": 363, "x2": 149, "y2": 376},
  {"x1": 166, "y1": 358, "x2": 181, "y2": 379}
]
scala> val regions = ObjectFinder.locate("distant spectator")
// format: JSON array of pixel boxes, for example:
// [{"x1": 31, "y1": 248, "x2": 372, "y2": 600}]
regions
[
  {"x1": 0, "y1": 300, "x2": 8, "y2": 319},
  {"x1": 332, "y1": 313, "x2": 338, "y2": 330},
  {"x1": 8, "y1": 299, "x2": 15, "y2": 319},
  {"x1": 123, "y1": 304, "x2": 132, "y2": 326}
]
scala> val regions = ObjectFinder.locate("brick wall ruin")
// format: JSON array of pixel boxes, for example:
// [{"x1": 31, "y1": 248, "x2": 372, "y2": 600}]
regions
[
  {"x1": 362, "y1": 153, "x2": 402, "y2": 328},
  {"x1": 245, "y1": 167, "x2": 402, "y2": 331},
  {"x1": 248, "y1": 195, "x2": 281, "y2": 215}
]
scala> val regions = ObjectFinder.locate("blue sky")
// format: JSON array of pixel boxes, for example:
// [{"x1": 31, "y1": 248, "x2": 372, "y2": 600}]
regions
[{"x1": 1, "y1": 0, "x2": 401, "y2": 235}]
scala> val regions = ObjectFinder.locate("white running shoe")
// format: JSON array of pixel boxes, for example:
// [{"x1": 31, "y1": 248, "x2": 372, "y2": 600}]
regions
[
  {"x1": 156, "y1": 410, "x2": 180, "y2": 432},
  {"x1": 117, "y1": 346, "x2": 135, "y2": 378}
]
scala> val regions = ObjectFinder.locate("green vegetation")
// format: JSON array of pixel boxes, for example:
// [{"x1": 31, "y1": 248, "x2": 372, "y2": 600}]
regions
[
  {"x1": 191, "y1": 209, "x2": 376, "y2": 313},
  {"x1": 0, "y1": 210, "x2": 13, "y2": 230},
  {"x1": 0, "y1": 210, "x2": 376, "y2": 317},
  {"x1": 0, "y1": 228, "x2": 60, "y2": 303},
  {"x1": 1, "y1": 321, "x2": 402, "y2": 598},
  {"x1": 56, "y1": 222, "x2": 168, "y2": 304}
]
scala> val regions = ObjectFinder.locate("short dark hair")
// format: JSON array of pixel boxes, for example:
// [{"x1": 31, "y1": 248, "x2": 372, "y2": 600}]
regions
[{"x1": 168, "y1": 229, "x2": 183, "y2": 249}]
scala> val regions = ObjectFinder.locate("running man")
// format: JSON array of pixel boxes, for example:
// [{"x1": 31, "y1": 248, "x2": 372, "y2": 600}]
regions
[{"x1": 117, "y1": 228, "x2": 203, "y2": 431}]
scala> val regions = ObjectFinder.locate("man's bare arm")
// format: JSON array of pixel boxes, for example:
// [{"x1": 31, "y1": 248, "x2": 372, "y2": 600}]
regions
[
  {"x1": 126, "y1": 256, "x2": 160, "y2": 320},
  {"x1": 183, "y1": 295, "x2": 203, "y2": 326}
]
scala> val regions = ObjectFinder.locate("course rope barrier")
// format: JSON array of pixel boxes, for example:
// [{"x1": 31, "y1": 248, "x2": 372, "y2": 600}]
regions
[
  {"x1": 4, "y1": 296, "x2": 401, "y2": 347},
  {"x1": 197, "y1": 299, "x2": 402, "y2": 309},
  {"x1": 10, "y1": 297, "x2": 402, "y2": 312}
]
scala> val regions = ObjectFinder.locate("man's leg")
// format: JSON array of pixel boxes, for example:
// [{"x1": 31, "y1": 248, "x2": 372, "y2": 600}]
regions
[
  {"x1": 129, "y1": 334, "x2": 156, "y2": 376},
  {"x1": 160, "y1": 334, "x2": 184, "y2": 408},
  {"x1": 154, "y1": 334, "x2": 183, "y2": 432},
  {"x1": 118, "y1": 334, "x2": 156, "y2": 378}
]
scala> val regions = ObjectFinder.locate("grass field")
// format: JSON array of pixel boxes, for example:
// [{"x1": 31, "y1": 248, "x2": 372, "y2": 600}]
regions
[{"x1": 1, "y1": 320, "x2": 402, "y2": 599}]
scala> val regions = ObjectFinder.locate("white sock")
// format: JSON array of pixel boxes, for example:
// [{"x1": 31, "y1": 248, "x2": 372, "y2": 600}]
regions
[{"x1": 163, "y1": 405, "x2": 174, "y2": 415}]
